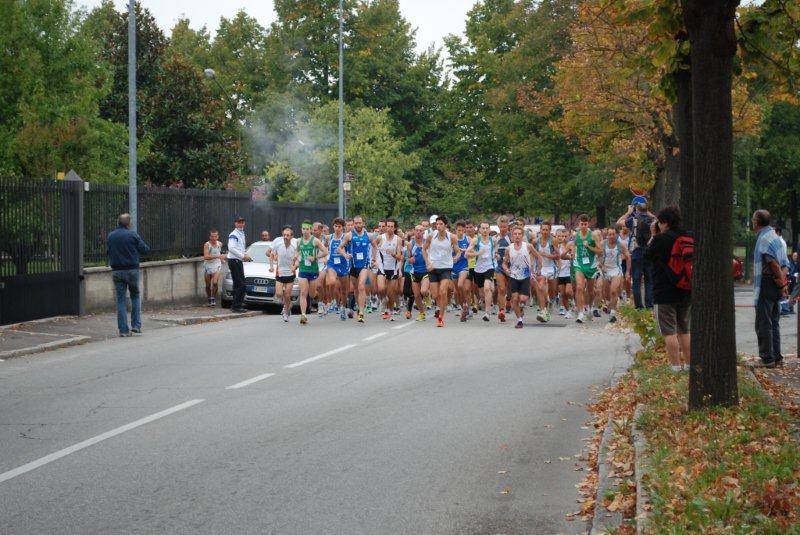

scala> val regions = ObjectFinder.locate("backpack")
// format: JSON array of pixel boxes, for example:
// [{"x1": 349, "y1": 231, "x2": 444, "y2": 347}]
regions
[
  {"x1": 665, "y1": 232, "x2": 694, "y2": 291},
  {"x1": 633, "y1": 211, "x2": 653, "y2": 248}
]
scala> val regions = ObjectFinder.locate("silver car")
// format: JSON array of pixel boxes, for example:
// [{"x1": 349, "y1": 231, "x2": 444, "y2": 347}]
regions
[{"x1": 221, "y1": 241, "x2": 300, "y2": 309}]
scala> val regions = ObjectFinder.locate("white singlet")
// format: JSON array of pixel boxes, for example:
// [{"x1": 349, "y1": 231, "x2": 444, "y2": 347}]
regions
[
  {"x1": 508, "y1": 242, "x2": 533, "y2": 280},
  {"x1": 428, "y1": 232, "x2": 454, "y2": 269},
  {"x1": 379, "y1": 233, "x2": 399, "y2": 271},
  {"x1": 272, "y1": 238, "x2": 298, "y2": 277},
  {"x1": 474, "y1": 236, "x2": 496, "y2": 274},
  {"x1": 536, "y1": 237, "x2": 558, "y2": 279},
  {"x1": 557, "y1": 244, "x2": 572, "y2": 278},
  {"x1": 602, "y1": 238, "x2": 623, "y2": 278}
]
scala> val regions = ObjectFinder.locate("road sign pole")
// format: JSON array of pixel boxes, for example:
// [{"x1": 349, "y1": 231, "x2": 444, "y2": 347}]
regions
[
  {"x1": 128, "y1": 0, "x2": 137, "y2": 230},
  {"x1": 337, "y1": 0, "x2": 345, "y2": 219}
]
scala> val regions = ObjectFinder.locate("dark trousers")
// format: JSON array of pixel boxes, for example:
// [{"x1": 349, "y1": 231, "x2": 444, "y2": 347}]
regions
[
  {"x1": 112, "y1": 269, "x2": 140, "y2": 333},
  {"x1": 228, "y1": 259, "x2": 245, "y2": 308},
  {"x1": 631, "y1": 256, "x2": 653, "y2": 309},
  {"x1": 755, "y1": 280, "x2": 782, "y2": 363}
]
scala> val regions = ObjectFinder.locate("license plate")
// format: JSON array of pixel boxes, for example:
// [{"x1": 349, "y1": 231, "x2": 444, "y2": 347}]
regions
[{"x1": 254, "y1": 286, "x2": 273, "y2": 295}]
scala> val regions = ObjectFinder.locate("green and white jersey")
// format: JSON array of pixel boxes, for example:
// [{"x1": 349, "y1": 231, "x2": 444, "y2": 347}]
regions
[
  {"x1": 298, "y1": 237, "x2": 319, "y2": 274},
  {"x1": 573, "y1": 230, "x2": 597, "y2": 269}
]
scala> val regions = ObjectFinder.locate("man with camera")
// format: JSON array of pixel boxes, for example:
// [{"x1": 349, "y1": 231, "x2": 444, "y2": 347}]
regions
[{"x1": 617, "y1": 201, "x2": 655, "y2": 309}]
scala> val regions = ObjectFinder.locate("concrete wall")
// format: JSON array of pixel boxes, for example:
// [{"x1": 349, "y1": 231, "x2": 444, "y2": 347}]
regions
[{"x1": 84, "y1": 258, "x2": 212, "y2": 312}]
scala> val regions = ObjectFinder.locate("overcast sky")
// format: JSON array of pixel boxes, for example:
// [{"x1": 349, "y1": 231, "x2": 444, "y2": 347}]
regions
[{"x1": 76, "y1": 0, "x2": 473, "y2": 57}]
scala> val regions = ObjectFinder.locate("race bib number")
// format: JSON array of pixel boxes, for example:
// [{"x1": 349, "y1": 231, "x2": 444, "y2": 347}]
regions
[
  {"x1": 356, "y1": 252, "x2": 364, "y2": 261},
  {"x1": 334, "y1": 257, "x2": 341, "y2": 265},
  {"x1": 304, "y1": 258, "x2": 312, "y2": 267},
  {"x1": 582, "y1": 255, "x2": 591, "y2": 265}
]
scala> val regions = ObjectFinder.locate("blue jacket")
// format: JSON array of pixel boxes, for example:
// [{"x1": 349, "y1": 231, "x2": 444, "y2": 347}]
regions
[{"x1": 107, "y1": 225, "x2": 150, "y2": 270}]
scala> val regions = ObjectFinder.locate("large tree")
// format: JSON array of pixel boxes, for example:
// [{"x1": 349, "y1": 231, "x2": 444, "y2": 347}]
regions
[{"x1": 685, "y1": 0, "x2": 740, "y2": 408}]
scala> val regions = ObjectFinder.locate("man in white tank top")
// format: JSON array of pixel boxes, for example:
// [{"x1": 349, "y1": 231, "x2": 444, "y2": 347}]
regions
[
  {"x1": 423, "y1": 215, "x2": 461, "y2": 328},
  {"x1": 503, "y1": 227, "x2": 541, "y2": 328},
  {"x1": 534, "y1": 222, "x2": 560, "y2": 322},
  {"x1": 203, "y1": 229, "x2": 226, "y2": 306},
  {"x1": 372, "y1": 218, "x2": 404, "y2": 321},
  {"x1": 599, "y1": 226, "x2": 631, "y2": 323}
]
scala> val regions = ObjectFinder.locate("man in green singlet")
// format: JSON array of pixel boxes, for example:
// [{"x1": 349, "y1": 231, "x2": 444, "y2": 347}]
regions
[{"x1": 569, "y1": 213, "x2": 603, "y2": 324}]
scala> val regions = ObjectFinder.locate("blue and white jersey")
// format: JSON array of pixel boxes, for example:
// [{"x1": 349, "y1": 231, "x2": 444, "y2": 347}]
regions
[
  {"x1": 327, "y1": 232, "x2": 348, "y2": 272},
  {"x1": 349, "y1": 229, "x2": 372, "y2": 269},
  {"x1": 410, "y1": 239, "x2": 427, "y2": 274},
  {"x1": 453, "y1": 235, "x2": 469, "y2": 273}
]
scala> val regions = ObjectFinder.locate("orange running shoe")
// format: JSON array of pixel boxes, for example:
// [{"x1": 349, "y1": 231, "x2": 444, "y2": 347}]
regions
[
  {"x1": 498, "y1": 309, "x2": 506, "y2": 323},
  {"x1": 437, "y1": 318, "x2": 444, "y2": 328}
]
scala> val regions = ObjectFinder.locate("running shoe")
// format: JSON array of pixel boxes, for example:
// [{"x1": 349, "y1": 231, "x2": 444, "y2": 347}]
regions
[
  {"x1": 318, "y1": 305, "x2": 325, "y2": 318},
  {"x1": 357, "y1": 313, "x2": 365, "y2": 323},
  {"x1": 348, "y1": 309, "x2": 354, "y2": 319},
  {"x1": 536, "y1": 310, "x2": 546, "y2": 323},
  {"x1": 472, "y1": 305, "x2": 478, "y2": 314},
  {"x1": 434, "y1": 309, "x2": 440, "y2": 319},
  {"x1": 482, "y1": 313, "x2": 490, "y2": 322},
  {"x1": 564, "y1": 311, "x2": 574, "y2": 320},
  {"x1": 592, "y1": 308, "x2": 601, "y2": 318},
  {"x1": 558, "y1": 306, "x2": 565, "y2": 316},
  {"x1": 437, "y1": 317, "x2": 444, "y2": 328},
  {"x1": 382, "y1": 311, "x2": 390, "y2": 320},
  {"x1": 544, "y1": 309, "x2": 551, "y2": 322},
  {"x1": 602, "y1": 305, "x2": 609, "y2": 314},
  {"x1": 300, "y1": 314, "x2": 308, "y2": 325},
  {"x1": 405, "y1": 311, "x2": 412, "y2": 320},
  {"x1": 340, "y1": 308, "x2": 347, "y2": 321},
  {"x1": 609, "y1": 311, "x2": 617, "y2": 323},
  {"x1": 416, "y1": 312, "x2": 426, "y2": 322},
  {"x1": 460, "y1": 307, "x2": 468, "y2": 322},
  {"x1": 366, "y1": 305, "x2": 373, "y2": 314},
  {"x1": 498, "y1": 309, "x2": 506, "y2": 323},
  {"x1": 576, "y1": 312, "x2": 585, "y2": 324},
  {"x1": 515, "y1": 319, "x2": 523, "y2": 329}
]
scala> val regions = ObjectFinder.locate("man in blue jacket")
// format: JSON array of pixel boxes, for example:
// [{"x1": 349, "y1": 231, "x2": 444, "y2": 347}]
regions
[{"x1": 107, "y1": 213, "x2": 150, "y2": 336}]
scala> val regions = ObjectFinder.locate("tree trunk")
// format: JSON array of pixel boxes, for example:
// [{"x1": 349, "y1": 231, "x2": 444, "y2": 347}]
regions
[
  {"x1": 791, "y1": 187, "x2": 798, "y2": 252},
  {"x1": 685, "y1": 0, "x2": 740, "y2": 409},
  {"x1": 651, "y1": 163, "x2": 666, "y2": 211},
  {"x1": 675, "y1": 67, "x2": 694, "y2": 231},
  {"x1": 663, "y1": 145, "x2": 680, "y2": 207}
]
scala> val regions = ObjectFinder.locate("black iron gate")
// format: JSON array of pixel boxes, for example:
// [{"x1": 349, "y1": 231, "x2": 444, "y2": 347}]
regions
[{"x1": 0, "y1": 177, "x2": 83, "y2": 325}]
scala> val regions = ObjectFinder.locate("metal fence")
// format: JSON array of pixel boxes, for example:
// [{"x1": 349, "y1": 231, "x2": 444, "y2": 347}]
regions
[{"x1": 84, "y1": 184, "x2": 338, "y2": 264}]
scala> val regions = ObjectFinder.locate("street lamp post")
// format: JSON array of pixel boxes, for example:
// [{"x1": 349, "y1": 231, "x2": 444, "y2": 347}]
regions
[
  {"x1": 127, "y1": 0, "x2": 137, "y2": 230},
  {"x1": 338, "y1": 0, "x2": 345, "y2": 218}
]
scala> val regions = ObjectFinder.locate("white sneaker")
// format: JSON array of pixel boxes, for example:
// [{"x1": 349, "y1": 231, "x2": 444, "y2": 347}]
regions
[
  {"x1": 564, "y1": 311, "x2": 574, "y2": 320},
  {"x1": 536, "y1": 310, "x2": 546, "y2": 322},
  {"x1": 609, "y1": 311, "x2": 617, "y2": 323},
  {"x1": 576, "y1": 312, "x2": 585, "y2": 324},
  {"x1": 559, "y1": 306, "x2": 566, "y2": 316}
]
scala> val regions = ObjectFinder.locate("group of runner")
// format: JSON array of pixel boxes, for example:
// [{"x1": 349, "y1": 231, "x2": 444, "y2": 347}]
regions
[{"x1": 250, "y1": 213, "x2": 633, "y2": 328}]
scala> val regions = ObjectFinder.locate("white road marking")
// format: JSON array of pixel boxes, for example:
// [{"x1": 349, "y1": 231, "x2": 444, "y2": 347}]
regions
[
  {"x1": 0, "y1": 399, "x2": 204, "y2": 484},
  {"x1": 225, "y1": 373, "x2": 275, "y2": 390},
  {"x1": 362, "y1": 332, "x2": 388, "y2": 342},
  {"x1": 284, "y1": 344, "x2": 358, "y2": 369},
  {"x1": 392, "y1": 322, "x2": 414, "y2": 330}
]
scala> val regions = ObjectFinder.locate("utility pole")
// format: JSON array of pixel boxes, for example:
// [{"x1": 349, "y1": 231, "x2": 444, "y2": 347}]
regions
[
  {"x1": 128, "y1": 0, "x2": 137, "y2": 230},
  {"x1": 338, "y1": 0, "x2": 345, "y2": 218}
]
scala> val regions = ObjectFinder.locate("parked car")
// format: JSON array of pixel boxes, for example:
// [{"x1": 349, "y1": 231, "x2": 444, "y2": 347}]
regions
[{"x1": 221, "y1": 241, "x2": 300, "y2": 309}]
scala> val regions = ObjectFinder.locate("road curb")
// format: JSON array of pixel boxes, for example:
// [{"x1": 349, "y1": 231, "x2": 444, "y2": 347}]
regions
[
  {"x1": 590, "y1": 413, "x2": 624, "y2": 534},
  {"x1": 150, "y1": 310, "x2": 261, "y2": 325},
  {"x1": 0, "y1": 335, "x2": 91, "y2": 360},
  {"x1": 0, "y1": 316, "x2": 77, "y2": 333},
  {"x1": 632, "y1": 404, "x2": 651, "y2": 535}
]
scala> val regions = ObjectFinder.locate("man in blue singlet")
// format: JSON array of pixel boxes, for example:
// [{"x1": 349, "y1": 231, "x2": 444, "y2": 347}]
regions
[{"x1": 337, "y1": 215, "x2": 378, "y2": 323}]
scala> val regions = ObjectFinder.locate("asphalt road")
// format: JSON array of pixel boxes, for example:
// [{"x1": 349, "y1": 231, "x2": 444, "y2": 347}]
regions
[{"x1": 0, "y1": 309, "x2": 634, "y2": 535}]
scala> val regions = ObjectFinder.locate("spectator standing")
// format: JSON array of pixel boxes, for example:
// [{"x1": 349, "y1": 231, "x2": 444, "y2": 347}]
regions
[
  {"x1": 788, "y1": 251, "x2": 799, "y2": 312},
  {"x1": 645, "y1": 206, "x2": 691, "y2": 372},
  {"x1": 775, "y1": 228, "x2": 792, "y2": 315},
  {"x1": 261, "y1": 230, "x2": 271, "y2": 243},
  {"x1": 617, "y1": 202, "x2": 655, "y2": 309},
  {"x1": 107, "y1": 213, "x2": 150, "y2": 337},
  {"x1": 227, "y1": 216, "x2": 252, "y2": 313},
  {"x1": 752, "y1": 210, "x2": 791, "y2": 367}
]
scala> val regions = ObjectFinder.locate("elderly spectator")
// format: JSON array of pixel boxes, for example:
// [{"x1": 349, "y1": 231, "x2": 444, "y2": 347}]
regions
[
  {"x1": 107, "y1": 213, "x2": 150, "y2": 337},
  {"x1": 227, "y1": 216, "x2": 252, "y2": 313},
  {"x1": 645, "y1": 206, "x2": 691, "y2": 372},
  {"x1": 752, "y1": 210, "x2": 791, "y2": 367}
]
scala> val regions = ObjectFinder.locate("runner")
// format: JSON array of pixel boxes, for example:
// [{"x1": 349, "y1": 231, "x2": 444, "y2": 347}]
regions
[
  {"x1": 599, "y1": 226, "x2": 631, "y2": 323},
  {"x1": 401, "y1": 228, "x2": 415, "y2": 319},
  {"x1": 465, "y1": 220, "x2": 479, "y2": 317},
  {"x1": 494, "y1": 216, "x2": 512, "y2": 322},
  {"x1": 423, "y1": 216, "x2": 461, "y2": 328},
  {"x1": 556, "y1": 228, "x2": 575, "y2": 319},
  {"x1": 202, "y1": 229, "x2": 226, "y2": 306},
  {"x1": 270, "y1": 225, "x2": 298, "y2": 322},
  {"x1": 534, "y1": 222, "x2": 559, "y2": 322},
  {"x1": 373, "y1": 218, "x2": 404, "y2": 321},
  {"x1": 466, "y1": 222, "x2": 497, "y2": 322},
  {"x1": 570, "y1": 214, "x2": 603, "y2": 324},
  {"x1": 325, "y1": 218, "x2": 350, "y2": 321},
  {"x1": 337, "y1": 215, "x2": 378, "y2": 323},
  {"x1": 503, "y1": 227, "x2": 539, "y2": 328},
  {"x1": 452, "y1": 220, "x2": 471, "y2": 322},
  {"x1": 295, "y1": 221, "x2": 328, "y2": 325},
  {"x1": 313, "y1": 221, "x2": 329, "y2": 316},
  {"x1": 407, "y1": 225, "x2": 430, "y2": 321},
  {"x1": 619, "y1": 224, "x2": 633, "y2": 300}
]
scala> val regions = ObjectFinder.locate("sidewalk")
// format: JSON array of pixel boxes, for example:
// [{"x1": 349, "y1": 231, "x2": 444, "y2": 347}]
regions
[{"x1": 0, "y1": 304, "x2": 261, "y2": 360}]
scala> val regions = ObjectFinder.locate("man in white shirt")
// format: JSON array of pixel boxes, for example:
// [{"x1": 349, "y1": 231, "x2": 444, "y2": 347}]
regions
[{"x1": 227, "y1": 216, "x2": 252, "y2": 313}]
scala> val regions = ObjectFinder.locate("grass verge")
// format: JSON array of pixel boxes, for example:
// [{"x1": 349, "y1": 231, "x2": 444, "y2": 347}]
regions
[{"x1": 579, "y1": 305, "x2": 800, "y2": 534}]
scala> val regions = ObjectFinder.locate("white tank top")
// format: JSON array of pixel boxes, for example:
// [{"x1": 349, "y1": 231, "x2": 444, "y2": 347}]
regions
[
  {"x1": 204, "y1": 241, "x2": 222, "y2": 270},
  {"x1": 379, "y1": 234, "x2": 399, "y2": 271},
  {"x1": 603, "y1": 239, "x2": 622, "y2": 270},
  {"x1": 474, "y1": 236, "x2": 495, "y2": 273},
  {"x1": 536, "y1": 237, "x2": 557, "y2": 271},
  {"x1": 429, "y1": 232, "x2": 454, "y2": 269},
  {"x1": 558, "y1": 244, "x2": 571, "y2": 277},
  {"x1": 508, "y1": 242, "x2": 532, "y2": 280},
  {"x1": 273, "y1": 238, "x2": 298, "y2": 277}
]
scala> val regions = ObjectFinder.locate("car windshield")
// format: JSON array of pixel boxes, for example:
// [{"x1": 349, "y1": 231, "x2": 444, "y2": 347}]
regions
[{"x1": 246, "y1": 243, "x2": 271, "y2": 263}]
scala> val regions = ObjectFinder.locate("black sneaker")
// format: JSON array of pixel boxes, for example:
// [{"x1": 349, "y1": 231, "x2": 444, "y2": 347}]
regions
[
  {"x1": 119, "y1": 332, "x2": 132, "y2": 337},
  {"x1": 131, "y1": 328, "x2": 142, "y2": 335}
]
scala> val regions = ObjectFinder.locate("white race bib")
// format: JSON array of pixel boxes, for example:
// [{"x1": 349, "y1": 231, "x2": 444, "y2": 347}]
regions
[
  {"x1": 304, "y1": 258, "x2": 312, "y2": 267},
  {"x1": 356, "y1": 252, "x2": 364, "y2": 261},
  {"x1": 334, "y1": 257, "x2": 341, "y2": 265}
]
